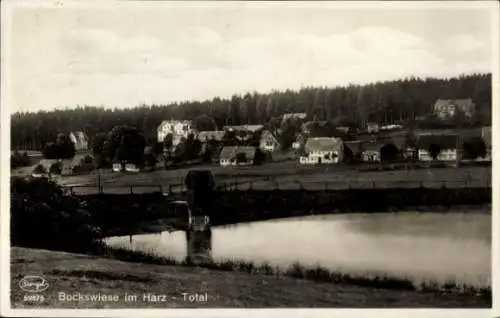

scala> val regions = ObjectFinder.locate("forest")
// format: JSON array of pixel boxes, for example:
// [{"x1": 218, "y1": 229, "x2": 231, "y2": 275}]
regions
[{"x1": 11, "y1": 73, "x2": 491, "y2": 151}]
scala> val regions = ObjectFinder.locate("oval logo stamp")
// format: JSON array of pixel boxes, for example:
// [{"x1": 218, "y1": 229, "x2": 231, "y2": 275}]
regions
[{"x1": 19, "y1": 276, "x2": 49, "y2": 293}]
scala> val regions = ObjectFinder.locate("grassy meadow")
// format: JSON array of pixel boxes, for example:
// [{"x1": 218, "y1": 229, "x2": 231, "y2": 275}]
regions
[{"x1": 10, "y1": 247, "x2": 491, "y2": 308}]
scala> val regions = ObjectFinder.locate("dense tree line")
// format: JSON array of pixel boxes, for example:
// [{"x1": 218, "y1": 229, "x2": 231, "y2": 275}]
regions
[{"x1": 11, "y1": 73, "x2": 491, "y2": 151}]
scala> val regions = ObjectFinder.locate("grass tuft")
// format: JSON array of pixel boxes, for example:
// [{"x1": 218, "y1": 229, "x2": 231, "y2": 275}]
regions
[{"x1": 99, "y1": 245, "x2": 490, "y2": 298}]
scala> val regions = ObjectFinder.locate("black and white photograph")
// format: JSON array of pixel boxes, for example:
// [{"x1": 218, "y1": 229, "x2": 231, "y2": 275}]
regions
[{"x1": 1, "y1": 1, "x2": 498, "y2": 317}]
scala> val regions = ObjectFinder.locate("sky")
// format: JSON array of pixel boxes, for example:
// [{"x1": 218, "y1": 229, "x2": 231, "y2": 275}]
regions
[{"x1": 3, "y1": 1, "x2": 497, "y2": 113}]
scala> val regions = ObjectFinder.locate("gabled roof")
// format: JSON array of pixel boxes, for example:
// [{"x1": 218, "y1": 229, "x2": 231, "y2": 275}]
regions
[
  {"x1": 416, "y1": 134, "x2": 461, "y2": 150},
  {"x1": 343, "y1": 141, "x2": 364, "y2": 154},
  {"x1": 361, "y1": 141, "x2": 387, "y2": 153},
  {"x1": 197, "y1": 131, "x2": 225, "y2": 142},
  {"x1": 305, "y1": 137, "x2": 343, "y2": 153},
  {"x1": 37, "y1": 159, "x2": 59, "y2": 170},
  {"x1": 219, "y1": 146, "x2": 257, "y2": 160}
]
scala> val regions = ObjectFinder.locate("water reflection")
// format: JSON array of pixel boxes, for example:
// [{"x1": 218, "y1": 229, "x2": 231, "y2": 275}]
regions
[{"x1": 105, "y1": 210, "x2": 491, "y2": 287}]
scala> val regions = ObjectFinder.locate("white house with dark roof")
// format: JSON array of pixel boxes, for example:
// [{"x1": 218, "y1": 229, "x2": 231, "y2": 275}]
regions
[
  {"x1": 433, "y1": 99, "x2": 475, "y2": 120},
  {"x1": 157, "y1": 120, "x2": 193, "y2": 146},
  {"x1": 416, "y1": 134, "x2": 462, "y2": 162},
  {"x1": 299, "y1": 137, "x2": 344, "y2": 165},
  {"x1": 69, "y1": 131, "x2": 89, "y2": 152}
]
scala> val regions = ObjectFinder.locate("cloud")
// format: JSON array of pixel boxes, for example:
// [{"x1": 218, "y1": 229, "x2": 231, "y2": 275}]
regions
[
  {"x1": 186, "y1": 26, "x2": 223, "y2": 46},
  {"x1": 55, "y1": 29, "x2": 189, "y2": 76},
  {"x1": 209, "y1": 27, "x2": 449, "y2": 89},
  {"x1": 444, "y1": 34, "x2": 486, "y2": 52},
  {"x1": 10, "y1": 22, "x2": 492, "y2": 112}
]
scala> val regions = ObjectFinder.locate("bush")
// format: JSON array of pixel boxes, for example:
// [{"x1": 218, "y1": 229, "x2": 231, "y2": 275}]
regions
[
  {"x1": 10, "y1": 177, "x2": 102, "y2": 252},
  {"x1": 11, "y1": 151, "x2": 31, "y2": 169},
  {"x1": 49, "y1": 162, "x2": 62, "y2": 174},
  {"x1": 33, "y1": 164, "x2": 47, "y2": 175}
]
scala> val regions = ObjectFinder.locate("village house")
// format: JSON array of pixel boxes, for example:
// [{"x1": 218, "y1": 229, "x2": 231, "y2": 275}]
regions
[
  {"x1": 282, "y1": 113, "x2": 307, "y2": 124},
  {"x1": 60, "y1": 154, "x2": 91, "y2": 176},
  {"x1": 481, "y1": 126, "x2": 492, "y2": 160},
  {"x1": 300, "y1": 120, "x2": 330, "y2": 135},
  {"x1": 343, "y1": 140, "x2": 364, "y2": 163},
  {"x1": 364, "y1": 138, "x2": 406, "y2": 163},
  {"x1": 69, "y1": 131, "x2": 89, "y2": 152},
  {"x1": 197, "y1": 131, "x2": 225, "y2": 143},
  {"x1": 299, "y1": 137, "x2": 344, "y2": 165},
  {"x1": 125, "y1": 163, "x2": 141, "y2": 173},
  {"x1": 259, "y1": 130, "x2": 280, "y2": 152},
  {"x1": 219, "y1": 146, "x2": 257, "y2": 167},
  {"x1": 224, "y1": 125, "x2": 264, "y2": 144},
  {"x1": 157, "y1": 120, "x2": 194, "y2": 146},
  {"x1": 292, "y1": 134, "x2": 307, "y2": 150},
  {"x1": 433, "y1": 98, "x2": 475, "y2": 120},
  {"x1": 416, "y1": 134, "x2": 462, "y2": 163},
  {"x1": 380, "y1": 124, "x2": 403, "y2": 131},
  {"x1": 360, "y1": 141, "x2": 384, "y2": 162},
  {"x1": 112, "y1": 162, "x2": 124, "y2": 172},
  {"x1": 366, "y1": 122, "x2": 379, "y2": 134}
]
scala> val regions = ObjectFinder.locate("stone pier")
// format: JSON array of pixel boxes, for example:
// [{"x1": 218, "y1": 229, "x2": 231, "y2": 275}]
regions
[{"x1": 184, "y1": 170, "x2": 214, "y2": 265}]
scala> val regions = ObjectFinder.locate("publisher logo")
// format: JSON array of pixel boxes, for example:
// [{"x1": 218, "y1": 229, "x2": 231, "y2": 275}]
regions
[{"x1": 19, "y1": 276, "x2": 49, "y2": 293}]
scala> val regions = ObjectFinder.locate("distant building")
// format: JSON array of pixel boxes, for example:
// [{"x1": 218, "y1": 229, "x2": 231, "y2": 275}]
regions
[
  {"x1": 380, "y1": 124, "x2": 403, "y2": 131},
  {"x1": 219, "y1": 146, "x2": 257, "y2": 167},
  {"x1": 360, "y1": 142, "x2": 383, "y2": 162},
  {"x1": 299, "y1": 137, "x2": 344, "y2": 165},
  {"x1": 282, "y1": 113, "x2": 307, "y2": 125},
  {"x1": 481, "y1": 126, "x2": 492, "y2": 160},
  {"x1": 433, "y1": 99, "x2": 475, "y2": 120},
  {"x1": 69, "y1": 131, "x2": 89, "y2": 152},
  {"x1": 224, "y1": 125, "x2": 264, "y2": 144},
  {"x1": 112, "y1": 162, "x2": 124, "y2": 172},
  {"x1": 157, "y1": 120, "x2": 193, "y2": 146},
  {"x1": 197, "y1": 131, "x2": 225, "y2": 143},
  {"x1": 259, "y1": 130, "x2": 280, "y2": 152},
  {"x1": 366, "y1": 122, "x2": 379, "y2": 134},
  {"x1": 343, "y1": 140, "x2": 364, "y2": 163},
  {"x1": 416, "y1": 134, "x2": 462, "y2": 162},
  {"x1": 60, "y1": 154, "x2": 90, "y2": 176},
  {"x1": 336, "y1": 126, "x2": 351, "y2": 133},
  {"x1": 125, "y1": 163, "x2": 141, "y2": 173},
  {"x1": 292, "y1": 134, "x2": 307, "y2": 150},
  {"x1": 223, "y1": 125, "x2": 264, "y2": 133}
]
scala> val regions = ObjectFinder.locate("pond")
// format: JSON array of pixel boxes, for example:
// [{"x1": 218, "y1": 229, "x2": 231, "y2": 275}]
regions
[{"x1": 105, "y1": 209, "x2": 491, "y2": 287}]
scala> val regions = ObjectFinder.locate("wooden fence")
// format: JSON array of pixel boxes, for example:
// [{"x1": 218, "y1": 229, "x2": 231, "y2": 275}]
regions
[{"x1": 61, "y1": 176, "x2": 490, "y2": 196}]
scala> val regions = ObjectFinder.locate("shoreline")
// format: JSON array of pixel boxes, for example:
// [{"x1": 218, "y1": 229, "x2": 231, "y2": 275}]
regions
[
  {"x1": 10, "y1": 247, "x2": 492, "y2": 308},
  {"x1": 102, "y1": 204, "x2": 491, "y2": 238}
]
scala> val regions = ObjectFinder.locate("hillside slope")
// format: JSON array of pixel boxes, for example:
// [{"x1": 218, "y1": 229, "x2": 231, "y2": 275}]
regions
[{"x1": 10, "y1": 247, "x2": 489, "y2": 308}]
